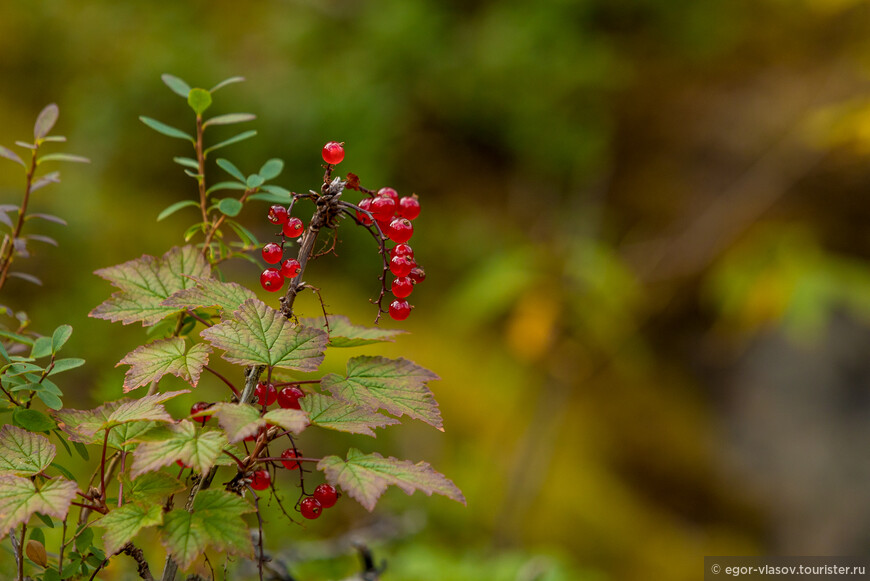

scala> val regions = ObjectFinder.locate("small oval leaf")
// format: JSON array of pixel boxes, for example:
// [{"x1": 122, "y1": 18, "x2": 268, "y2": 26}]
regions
[
  {"x1": 173, "y1": 157, "x2": 199, "y2": 170},
  {"x1": 245, "y1": 174, "x2": 265, "y2": 189},
  {"x1": 161, "y1": 74, "x2": 191, "y2": 98},
  {"x1": 27, "y1": 213, "x2": 67, "y2": 225},
  {"x1": 12, "y1": 408, "x2": 56, "y2": 432},
  {"x1": 34, "y1": 104, "x2": 59, "y2": 140},
  {"x1": 139, "y1": 116, "x2": 194, "y2": 142},
  {"x1": 206, "y1": 181, "x2": 248, "y2": 195},
  {"x1": 217, "y1": 198, "x2": 243, "y2": 217},
  {"x1": 203, "y1": 113, "x2": 256, "y2": 128},
  {"x1": 37, "y1": 153, "x2": 90, "y2": 164},
  {"x1": 51, "y1": 325, "x2": 72, "y2": 353},
  {"x1": 258, "y1": 158, "x2": 284, "y2": 181},
  {"x1": 215, "y1": 158, "x2": 246, "y2": 182},
  {"x1": 157, "y1": 200, "x2": 200, "y2": 221},
  {"x1": 204, "y1": 130, "x2": 257, "y2": 156},
  {"x1": 210, "y1": 76, "x2": 245, "y2": 93},
  {"x1": 0, "y1": 145, "x2": 25, "y2": 167},
  {"x1": 8, "y1": 272, "x2": 42, "y2": 286},
  {"x1": 188, "y1": 88, "x2": 212, "y2": 116}
]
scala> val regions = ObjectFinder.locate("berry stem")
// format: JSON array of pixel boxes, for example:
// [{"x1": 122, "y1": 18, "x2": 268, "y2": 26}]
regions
[{"x1": 203, "y1": 365, "x2": 240, "y2": 397}]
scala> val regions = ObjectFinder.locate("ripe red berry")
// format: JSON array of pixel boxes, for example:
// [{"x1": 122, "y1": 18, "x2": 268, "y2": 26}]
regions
[
  {"x1": 250, "y1": 469, "x2": 271, "y2": 491},
  {"x1": 388, "y1": 218, "x2": 414, "y2": 244},
  {"x1": 300, "y1": 497, "x2": 323, "y2": 519},
  {"x1": 370, "y1": 196, "x2": 396, "y2": 223},
  {"x1": 356, "y1": 198, "x2": 373, "y2": 225},
  {"x1": 283, "y1": 217, "x2": 304, "y2": 238},
  {"x1": 313, "y1": 484, "x2": 339, "y2": 508},
  {"x1": 268, "y1": 205, "x2": 289, "y2": 225},
  {"x1": 262, "y1": 242, "x2": 283, "y2": 264},
  {"x1": 260, "y1": 268, "x2": 283, "y2": 292},
  {"x1": 322, "y1": 141, "x2": 344, "y2": 165},
  {"x1": 391, "y1": 277, "x2": 413, "y2": 299},
  {"x1": 254, "y1": 382, "x2": 277, "y2": 406},
  {"x1": 190, "y1": 401, "x2": 212, "y2": 426},
  {"x1": 409, "y1": 266, "x2": 426, "y2": 284},
  {"x1": 280, "y1": 448, "x2": 301, "y2": 470},
  {"x1": 280, "y1": 258, "x2": 301, "y2": 279},
  {"x1": 377, "y1": 187, "x2": 399, "y2": 204},
  {"x1": 389, "y1": 299, "x2": 411, "y2": 321},
  {"x1": 390, "y1": 255, "x2": 414, "y2": 277},
  {"x1": 277, "y1": 385, "x2": 305, "y2": 410},
  {"x1": 398, "y1": 196, "x2": 421, "y2": 220},
  {"x1": 390, "y1": 243, "x2": 414, "y2": 260}
]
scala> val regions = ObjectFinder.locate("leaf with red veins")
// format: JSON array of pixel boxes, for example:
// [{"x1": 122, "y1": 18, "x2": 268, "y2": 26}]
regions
[
  {"x1": 118, "y1": 337, "x2": 211, "y2": 392},
  {"x1": 0, "y1": 475, "x2": 78, "y2": 538}
]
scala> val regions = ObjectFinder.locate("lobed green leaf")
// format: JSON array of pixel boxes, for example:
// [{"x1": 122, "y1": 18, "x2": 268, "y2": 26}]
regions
[
  {"x1": 118, "y1": 337, "x2": 211, "y2": 392},
  {"x1": 130, "y1": 420, "x2": 227, "y2": 477},
  {"x1": 301, "y1": 393, "x2": 398, "y2": 437},
  {"x1": 0, "y1": 475, "x2": 78, "y2": 538},
  {"x1": 162, "y1": 276, "x2": 256, "y2": 318},
  {"x1": 0, "y1": 425, "x2": 55, "y2": 476},
  {"x1": 301, "y1": 315, "x2": 405, "y2": 347},
  {"x1": 97, "y1": 503, "x2": 163, "y2": 555}
]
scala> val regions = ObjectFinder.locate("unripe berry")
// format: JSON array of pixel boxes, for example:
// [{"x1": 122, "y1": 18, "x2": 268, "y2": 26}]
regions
[
  {"x1": 283, "y1": 217, "x2": 304, "y2": 238},
  {"x1": 313, "y1": 483, "x2": 339, "y2": 508},
  {"x1": 409, "y1": 266, "x2": 426, "y2": 284},
  {"x1": 322, "y1": 141, "x2": 344, "y2": 165},
  {"x1": 377, "y1": 187, "x2": 399, "y2": 204},
  {"x1": 356, "y1": 198, "x2": 373, "y2": 225},
  {"x1": 250, "y1": 469, "x2": 271, "y2": 491},
  {"x1": 300, "y1": 497, "x2": 323, "y2": 519},
  {"x1": 389, "y1": 299, "x2": 411, "y2": 321},
  {"x1": 390, "y1": 243, "x2": 414, "y2": 260},
  {"x1": 268, "y1": 205, "x2": 289, "y2": 225},
  {"x1": 398, "y1": 196, "x2": 421, "y2": 220},
  {"x1": 260, "y1": 268, "x2": 283, "y2": 292},
  {"x1": 280, "y1": 258, "x2": 301, "y2": 279},
  {"x1": 370, "y1": 196, "x2": 396, "y2": 223},
  {"x1": 391, "y1": 277, "x2": 413, "y2": 299},
  {"x1": 277, "y1": 385, "x2": 305, "y2": 409},
  {"x1": 254, "y1": 382, "x2": 277, "y2": 406},
  {"x1": 281, "y1": 448, "x2": 301, "y2": 470},
  {"x1": 190, "y1": 401, "x2": 212, "y2": 426},
  {"x1": 388, "y1": 218, "x2": 414, "y2": 244},
  {"x1": 262, "y1": 243, "x2": 283, "y2": 264},
  {"x1": 390, "y1": 255, "x2": 414, "y2": 277}
]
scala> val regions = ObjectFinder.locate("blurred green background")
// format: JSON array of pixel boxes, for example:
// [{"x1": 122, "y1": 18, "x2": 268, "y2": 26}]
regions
[{"x1": 6, "y1": 0, "x2": 870, "y2": 579}]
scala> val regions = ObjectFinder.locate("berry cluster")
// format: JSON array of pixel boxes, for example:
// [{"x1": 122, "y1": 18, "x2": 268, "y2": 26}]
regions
[
  {"x1": 259, "y1": 205, "x2": 304, "y2": 293},
  {"x1": 355, "y1": 187, "x2": 426, "y2": 321}
]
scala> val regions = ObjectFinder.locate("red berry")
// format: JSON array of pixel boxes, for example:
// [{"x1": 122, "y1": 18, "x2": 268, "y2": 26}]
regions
[
  {"x1": 190, "y1": 401, "x2": 212, "y2": 426},
  {"x1": 254, "y1": 382, "x2": 277, "y2": 406},
  {"x1": 370, "y1": 196, "x2": 396, "y2": 222},
  {"x1": 390, "y1": 255, "x2": 414, "y2": 277},
  {"x1": 262, "y1": 243, "x2": 283, "y2": 264},
  {"x1": 260, "y1": 268, "x2": 283, "y2": 292},
  {"x1": 283, "y1": 217, "x2": 304, "y2": 238},
  {"x1": 322, "y1": 141, "x2": 344, "y2": 165},
  {"x1": 377, "y1": 187, "x2": 399, "y2": 204},
  {"x1": 389, "y1": 299, "x2": 411, "y2": 321},
  {"x1": 313, "y1": 484, "x2": 339, "y2": 508},
  {"x1": 280, "y1": 448, "x2": 301, "y2": 470},
  {"x1": 277, "y1": 385, "x2": 305, "y2": 409},
  {"x1": 250, "y1": 469, "x2": 271, "y2": 491},
  {"x1": 391, "y1": 277, "x2": 413, "y2": 299},
  {"x1": 280, "y1": 258, "x2": 301, "y2": 278},
  {"x1": 356, "y1": 198, "x2": 373, "y2": 225},
  {"x1": 300, "y1": 497, "x2": 323, "y2": 519},
  {"x1": 409, "y1": 266, "x2": 426, "y2": 284},
  {"x1": 390, "y1": 243, "x2": 414, "y2": 260},
  {"x1": 388, "y1": 218, "x2": 414, "y2": 243},
  {"x1": 268, "y1": 205, "x2": 289, "y2": 225},
  {"x1": 398, "y1": 196, "x2": 420, "y2": 220}
]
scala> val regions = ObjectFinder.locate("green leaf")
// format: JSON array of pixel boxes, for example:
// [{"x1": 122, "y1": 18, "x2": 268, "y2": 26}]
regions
[
  {"x1": 159, "y1": 489, "x2": 254, "y2": 570},
  {"x1": 35, "y1": 513, "x2": 54, "y2": 528},
  {"x1": 201, "y1": 299, "x2": 328, "y2": 370},
  {"x1": 29, "y1": 526, "x2": 45, "y2": 545},
  {"x1": 215, "y1": 158, "x2": 246, "y2": 182},
  {"x1": 206, "y1": 181, "x2": 247, "y2": 195},
  {"x1": 217, "y1": 198, "x2": 243, "y2": 217},
  {"x1": 204, "y1": 130, "x2": 257, "y2": 156},
  {"x1": 37, "y1": 153, "x2": 90, "y2": 164},
  {"x1": 36, "y1": 390, "x2": 63, "y2": 410},
  {"x1": 0, "y1": 145, "x2": 25, "y2": 167},
  {"x1": 97, "y1": 503, "x2": 163, "y2": 555},
  {"x1": 209, "y1": 76, "x2": 245, "y2": 93},
  {"x1": 161, "y1": 74, "x2": 191, "y2": 98},
  {"x1": 130, "y1": 420, "x2": 227, "y2": 477},
  {"x1": 8, "y1": 272, "x2": 41, "y2": 286},
  {"x1": 157, "y1": 200, "x2": 200, "y2": 222},
  {"x1": 0, "y1": 425, "x2": 55, "y2": 476},
  {"x1": 247, "y1": 192, "x2": 292, "y2": 204},
  {"x1": 75, "y1": 526, "x2": 94, "y2": 553},
  {"x1": 30, "y1": 173, "x2": 61, "y2": 193},
  {"x1": 0, "y1": 475, "x2": 78, "y2": 538},
  {"x1": 187, "y1": 88, "x2": 212, "y2": 116},
  {"x1": 51, "y1": 325, "x2": 72, "y2": 353},
  {"x1": 301, "y1": 393, "x2": 398, "y2": 437},
  {"x1": 26, "y1": 213, "x2": 67, "y2": 226},
  {"x1": 34, "y1": 104, "x2": 59, "y2": 140},
  {"x1": 162, "y1": 276, "x2": 256, "y2": 317},
  {"x1": 73, "y1": 441, "x2": 89, "y2": 461},
  {"x1": 183, "y1": 222, "x2": 207, "y2": 242},
  {"x1": 203, "y1": 113, "x2": 256, "y2": 128},
  {"x1": 103, "y1": 390, "x2": 187, "y2": 429},
  {"x1": 226, "y1": 220, "x2": 259, "y2": 247},
  {"x1": 12, "y1": 408, "x2": 55, "y2": 432},
  {"x1": 49, "y1": 461, "x2": 75, "y2": 480},
  {"x1": 139, "y1": 116, "x2": 194, "y2": 142},
  {"x1": 301, "y1": 315, "x2": 405, "y2": 347},
  {"x1": 118, "y1": 338, "x2": 211, "y2": 392},
  {"x1": 321, "y1": 356, "x2": 443, "y2": 430},
  {"x1": 31, "y1": 336, "x2": 52, "y2": 359},
  {"x1": 245, "y1": 174, "x2": 265, "y2": 189},
  {"x1": 204, "y1": 403, "x2": 261, "y2": 443},
  {"x1": 173, "y1": 157, "x2": 200, "y2": 170},
  {"x1": 48, "y1": 358, "x2": 86, "y2": 375},
  {"x1": 318, "y1": 449, "x2": 465, "y2": 512},
  {"x1": 258, "y1": 158, "x2": 284, "y2": 181},
  {"x1": 54, "y1": 392, "x2": 185, "y2": 444},
  {"x1": 121, "y1": 472, "x2": 185, "y2": 506},
  {"x1": 90, "y1": 245, "x2": 210, "y2": 326}
]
